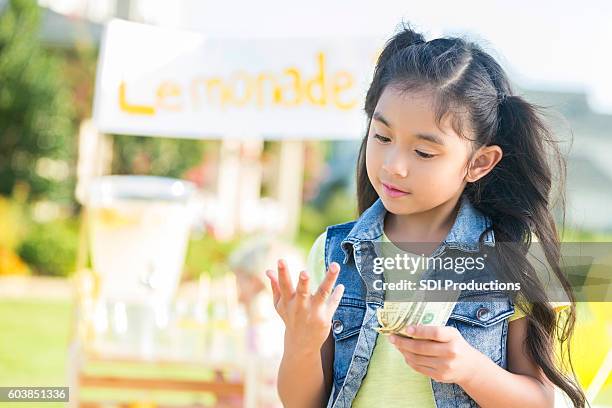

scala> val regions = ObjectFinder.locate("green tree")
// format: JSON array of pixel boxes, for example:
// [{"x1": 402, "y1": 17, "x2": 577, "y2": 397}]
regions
[{"x1": 0, "y1": 0, "x2": 76, "y2": 204}]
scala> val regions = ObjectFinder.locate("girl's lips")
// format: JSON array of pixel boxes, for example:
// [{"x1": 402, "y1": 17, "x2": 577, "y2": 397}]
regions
[{"x1": 382, "y1": 182, "x2": 410, "y2": 198}]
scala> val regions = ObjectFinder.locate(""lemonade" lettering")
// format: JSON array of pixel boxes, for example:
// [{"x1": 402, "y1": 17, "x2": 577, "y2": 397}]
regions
[{"x1": 119, "y1": 52, "x2": 359, "y2": 116}]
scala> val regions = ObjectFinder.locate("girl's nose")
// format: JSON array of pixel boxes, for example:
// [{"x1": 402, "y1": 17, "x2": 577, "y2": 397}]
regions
[{"x1": 382, "y1": 150, "x2": 409, "y2": 178}]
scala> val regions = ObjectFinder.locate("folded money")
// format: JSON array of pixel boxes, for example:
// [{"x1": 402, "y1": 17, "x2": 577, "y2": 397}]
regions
[{"x1": 375, "y1": 301, "x2": 456, "y2": 338}]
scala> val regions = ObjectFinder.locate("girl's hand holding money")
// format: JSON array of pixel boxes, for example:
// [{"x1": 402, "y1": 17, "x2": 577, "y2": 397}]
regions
[
  {"x1": 388, "y1": 325, "x2": 481, "y2": 386},
  {"x1": 266, "y1": 259, "x2": 345, "y2": 355}
]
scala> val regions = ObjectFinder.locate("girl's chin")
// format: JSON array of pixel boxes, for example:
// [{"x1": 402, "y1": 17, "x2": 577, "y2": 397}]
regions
[{"x1": 380, "y1": 196, "x2": 414, "y2": 211}]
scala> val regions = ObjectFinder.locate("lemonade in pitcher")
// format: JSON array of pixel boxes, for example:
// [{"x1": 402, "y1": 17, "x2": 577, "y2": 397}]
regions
[
  {"x1": 88, "y1": 176, "x2": 195, "y2": 304},
  {"x1": 86, "y1": 176, "x2": 196, "y2": 356}
]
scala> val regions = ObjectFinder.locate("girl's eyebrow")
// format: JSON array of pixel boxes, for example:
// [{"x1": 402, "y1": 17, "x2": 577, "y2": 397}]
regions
[
  {"x1": 373, "y1": 111, "x2": 393, "y2": 128},
  {"x1": 373, "y1": 111, "x2": 446, "y2": 146}
]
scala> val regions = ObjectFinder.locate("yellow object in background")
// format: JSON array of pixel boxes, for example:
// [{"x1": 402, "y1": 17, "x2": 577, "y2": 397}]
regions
[
  {"x1": 566, "y1": 302, "x2": 612, "y2": 400},
  {"x1": 0, "y1": 246, "x2": 30, "y2": 276},
  {"x1": 128, "y1": 402, "x2": 157, "y2": 408}
]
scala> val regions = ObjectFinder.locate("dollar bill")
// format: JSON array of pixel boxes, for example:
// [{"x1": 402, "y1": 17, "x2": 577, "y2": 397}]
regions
[
  {"x1": 380, "y1": 301, "x2": 417, "y2": 331},
  {"x1": 375, "y1": 301, "x2": 456, "y2": 338}
]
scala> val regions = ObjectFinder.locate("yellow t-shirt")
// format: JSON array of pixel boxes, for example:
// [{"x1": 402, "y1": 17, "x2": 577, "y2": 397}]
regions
[{"x1": 306, "y1": 230, "x2": 571, "y2": 407}]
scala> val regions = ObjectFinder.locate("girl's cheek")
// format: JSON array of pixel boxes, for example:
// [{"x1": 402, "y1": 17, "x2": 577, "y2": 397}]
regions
[
  {"x1": 411, "y1": 164, "x2": 447, "y2": 188},
  {"x1": 365, "y1": 138, "x2": 380, "y2": 160},
  {"x1": 365, "y1": 144, "x2": 382, "y2": 176}
]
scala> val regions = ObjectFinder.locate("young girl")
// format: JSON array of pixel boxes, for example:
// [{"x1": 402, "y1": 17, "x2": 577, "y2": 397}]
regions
[{"x1": 265, "y1": 24, "x2": 586, "y2": 408}]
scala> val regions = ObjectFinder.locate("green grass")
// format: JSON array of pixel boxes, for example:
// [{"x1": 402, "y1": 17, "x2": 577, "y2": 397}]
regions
[
  {"x1": 0, "y1": 299, "x2": 221, "y2": 407},
  {"x1": 0, "y1": 299, "x2": 72, "y2": 387},
  {"x1": 0, "y1": 299, "x2": 71, "y2": 408}
]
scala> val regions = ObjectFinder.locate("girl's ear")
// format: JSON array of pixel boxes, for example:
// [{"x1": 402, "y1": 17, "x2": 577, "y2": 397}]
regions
[{"x1": 465, "y1": 145, "x2": 503, "y2": 182}]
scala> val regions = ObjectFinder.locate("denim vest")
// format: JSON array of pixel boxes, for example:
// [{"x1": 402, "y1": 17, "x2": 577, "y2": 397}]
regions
[{"x1": 324, "y1": 194, "x2": 515, "y2": 408}]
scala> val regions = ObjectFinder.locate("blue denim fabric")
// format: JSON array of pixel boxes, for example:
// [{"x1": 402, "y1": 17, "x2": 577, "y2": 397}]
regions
[{"x1": 324, "y1": 193, "x2": 515, "y2": 408}]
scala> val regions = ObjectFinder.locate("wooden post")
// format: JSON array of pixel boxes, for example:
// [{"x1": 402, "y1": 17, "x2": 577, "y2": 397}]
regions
[
  {"x1": 75, "y1": 119, "x2": 113, "y2": 205},
  {"x1": 215, "y1": 139, "x2": 242, "y2": 240},
  {"x1": 214, "y1": 137, "x2": 265, "y2": 239},
  {"x1": 272, "y1": 140, "x2": 304, "y2": 240},
  {"x1": 236, "y1": 138, "x2": 264, "y2": 234}
]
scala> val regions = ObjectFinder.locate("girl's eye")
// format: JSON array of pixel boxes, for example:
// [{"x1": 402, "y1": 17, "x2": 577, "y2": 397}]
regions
[
  {"x1": 415, "y1": 150, "x2": 435, "y2": 159},
  {"x1": 373, "y1": 134, "x2": 391, "y2": 143}
]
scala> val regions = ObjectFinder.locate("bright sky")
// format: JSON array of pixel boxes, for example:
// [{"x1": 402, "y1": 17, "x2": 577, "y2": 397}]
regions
[
  {"x1": 176, "y1": 0, "x2": 612, "y2": 114},
  {"x1": 36, "y1": 0, "x2": 612, "y2": 113}
]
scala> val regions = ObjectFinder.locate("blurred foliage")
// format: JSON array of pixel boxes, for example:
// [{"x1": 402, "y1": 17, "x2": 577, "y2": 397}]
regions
[
  {"x1": 296, "y1": 188, "x2": 357, "y2": 253},
  {"x1": 18, "y1": 218, "x2": 79, "y2": 277},
  {"x1": 561, "y1": 227, "x2": 612, "y2": 242},
  {"x1": 0, "y1": 195, "x2": 27, "y2": 250},
  {"x1": 111, "y1": 135, "x2": 208, "y2": 179},
  {"x1": 183, "y1": 232, "x2": 242, "y2": 280},
  {"x1": 52, "y1": 43, "x2": 98, "y2": 122},
  {"x1": 0, "y1": 0, "x2": 77, "y2": 205}
]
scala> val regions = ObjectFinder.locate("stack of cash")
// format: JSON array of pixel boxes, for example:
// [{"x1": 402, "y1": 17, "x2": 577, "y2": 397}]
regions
[{"x1": 375, "y1": 301, "x2": 456, "y2": 338}]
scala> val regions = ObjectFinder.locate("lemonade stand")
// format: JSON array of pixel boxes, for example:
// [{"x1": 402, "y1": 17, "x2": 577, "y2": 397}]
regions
[{"x1": 66, "y1": 17, "x2": 382, "y2": 407}]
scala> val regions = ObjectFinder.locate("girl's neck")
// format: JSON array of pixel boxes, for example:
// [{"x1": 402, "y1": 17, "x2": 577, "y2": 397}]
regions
[{"x1": 384, "y1": 193, "x2": 463, "y2": 246}]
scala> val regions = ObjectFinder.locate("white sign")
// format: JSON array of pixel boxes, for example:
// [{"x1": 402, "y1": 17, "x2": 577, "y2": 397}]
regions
[{"x1": 93, "y1": 19, "x2": 382, "y2": 140}]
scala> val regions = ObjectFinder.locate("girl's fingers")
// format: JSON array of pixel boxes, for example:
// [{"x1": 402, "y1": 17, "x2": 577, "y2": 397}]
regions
[
  {"x1": 265, "y1": 269, "x2": 281, "y2": 307},
  {"x1": 407, "y1": 325, "x2": 456, "y2": 342},
  {"x1": 295, "y1": 270, "x2": 311, "y2": 309},
  {"x1": 402, "y1": 350, "x2": 438, "y2": 370},
  {"x1": 400, "y1": 352, "x2": 438, "y2": 378},
  {"x1": 313, "y1": 262, "x2": 341, "y2": 306},
  {"x1": 390, "y1": 335, "x2": 445, "y2": 357},
  {"x1": 326, "y1": 283, "x2": 345, "y2": 317},
  {"x1": 277, "y1": 259, "x2": 295, "y2": 299}
]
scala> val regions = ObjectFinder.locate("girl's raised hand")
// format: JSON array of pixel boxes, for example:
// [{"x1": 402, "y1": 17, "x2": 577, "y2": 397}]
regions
[{"x1": 266, "y1": 259, "x2": 345, "y2": 354}]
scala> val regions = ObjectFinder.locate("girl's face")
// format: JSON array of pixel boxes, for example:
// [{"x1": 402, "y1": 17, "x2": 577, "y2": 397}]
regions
[{"x1": 366, "y1": 87, "x2": 474, "y2": 215}]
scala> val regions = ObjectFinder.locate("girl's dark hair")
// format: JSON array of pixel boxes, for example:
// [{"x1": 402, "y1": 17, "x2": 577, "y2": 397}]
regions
[{"x1": 357, "y1": 23, "x2": 586, "y2": 407}]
